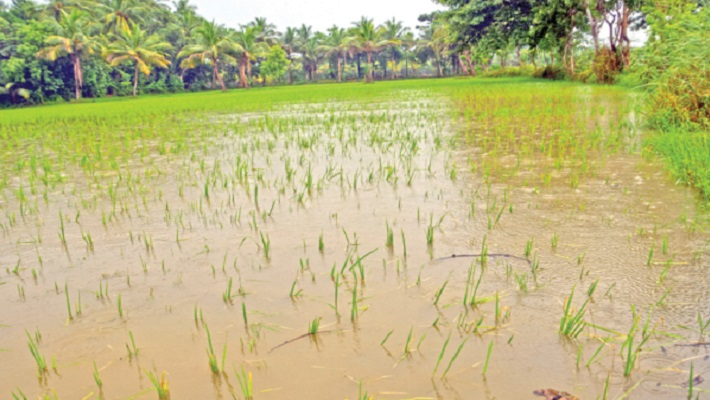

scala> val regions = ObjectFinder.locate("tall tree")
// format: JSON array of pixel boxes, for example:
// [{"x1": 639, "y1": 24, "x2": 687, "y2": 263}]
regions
[
  {"x1": 381, "y1": 18, "x2": 407, "y2": 79},
  {"x1": 232, "y1": 25, "x2": 268, "y2": 88},
  {"x1": 98, "y1": 0, "x2": 146, "y2": 34},
  {"x1": 103, "y1": 24, "x2": 172, "y2": 96},
  {"x1": 280, "y1": 26, "x2": 297, "y2": 83},
  {"x1": 178, "y1": 20, "x2": 237, "y2": 91},
  {"x1": 350, "y1": 17, "x2": 386, "y2": 83},
  {"x1": 319, "y1": 26, "x2": 351, "y2": 82},
  {"x1": 37, "y1": 9, "x2": 99, "y2": 99}
]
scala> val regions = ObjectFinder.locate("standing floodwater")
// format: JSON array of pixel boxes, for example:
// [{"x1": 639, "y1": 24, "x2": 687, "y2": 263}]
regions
[{"x1": 0, "y1": 78, "x2": 708, "y2": 399}]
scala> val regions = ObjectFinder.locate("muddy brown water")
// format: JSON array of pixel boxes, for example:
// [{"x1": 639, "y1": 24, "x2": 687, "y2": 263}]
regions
[{"x1": 1, "y1": 84, "x2": 709, "y2": 400}]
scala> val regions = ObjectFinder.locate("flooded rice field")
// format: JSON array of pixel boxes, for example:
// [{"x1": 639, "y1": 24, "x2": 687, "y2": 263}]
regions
[{"x1": 1, "y1": 78, "x2": 709, "y2": 399}]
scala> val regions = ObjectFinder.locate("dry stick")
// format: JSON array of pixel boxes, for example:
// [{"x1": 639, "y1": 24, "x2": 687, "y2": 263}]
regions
[
  {"x1": 436, "y1": 253, "x2": 531, "y2": 265},
  {"x1": 268, "y1": 329, "x2": 343, "y2": 353}
]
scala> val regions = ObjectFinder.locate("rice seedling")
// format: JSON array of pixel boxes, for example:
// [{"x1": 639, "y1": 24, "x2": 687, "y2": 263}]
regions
[
  {"x1": 93, "y1": 361, "x2": 103, "y2": 395},
  {"x1": 647, "y1": 244, "x2": 654, "y2": 266},
  {"x1": 551, "y1": 232, "x2": 559, "y2": 250},
  {"x1": 117, "y1": 294, "x2": 123, "y2": 319},
  {"x1": 235, "y1": 367, "x2": 254, "y2": 400},
  {"x1": 126, "y1": 331, "x2": 139, "y2": 359},
  {"x1": 482, "y1": 340, "x2": 494, "y2": 377},
  {"x1": 432, "y1": 332, "x2": 451, "y2": 376},
  {"x1": 559, "y1": 286, "x2": 588, "y2": 338},
  {"x1": 384, "y1": 221, "x2": 395, "y2": 250},
  {"x1": 204, "y1": 324, "x2": 219, "y2": 374},
  {"x1": 25, "y1": 330, "x2": 47, "y2": 376},
  {"x1": 524, "y1": 238, "x2": 534, "y2": 259},
  {"x1": 381, "y1": 329, "x2": 394, "y2": 346},
  {"x1": 260, "y1": 232, "x2": 271, "y2": 260},
  {"x1": 65, "y1": 283, "x2": 72, "y2": 321},
  {"x1": 242, "y1": 303, "x2": 248, "y2": 328},
  {"x1": 351, "y1": 282, "x2": 358, "y2": 321},
  {"x1": 433, "y1": 279, "x2": 449, "y2": 306},
  {"x1": 223, "y1": 277, "x2": 234, "y2": 304},
  {"x1": 441, "y1": 338, "x2": 468, "y2": 378},
  {"x1": 426, "y1": 215, "x2": 435, "y2": 246},
  {"x1": 145, "y1": 370, "x2": 170, "y2": 400},
  {"x1": 308, "y1": 317, "x2": 322, "y2": 335},
  {"x1": 403, "y1": 326, "x2": 414, "y2": 355}
]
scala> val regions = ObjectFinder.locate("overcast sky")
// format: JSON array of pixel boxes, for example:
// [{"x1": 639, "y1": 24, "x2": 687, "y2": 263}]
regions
[{"x1": 189, "y1": 0, "x2": 445, "y2": 32}]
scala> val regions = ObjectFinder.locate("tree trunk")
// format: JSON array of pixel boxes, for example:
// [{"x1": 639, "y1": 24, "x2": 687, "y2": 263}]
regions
[
  {"x1": 465, "y1": 51, "x2": 476, "y2": 76},
  {"x1": 239, "y1": 57, "x2": 249, "y2": 89},
  {"x1": 356, "y1": 54, "x2": 362, "y2": 79},
  {"x1": 133, "y1": 63, "x2": 139, "y2": 96},
  {"x1": 458, "y1": 55, "x2": 468, "y2": 76},
  {"x1": 288, "y1": 58, "x2": 293, "y2": 84},
  {"x1": 215, "y1": 63, "x2": 226, "y2": 91},
  {"x1": 366, "y1": 51, "x2": 373, "y2": 83},
  {"x1": 620, "y1": 1, "x2": 631, "y2": 67},
  {"x1": 436, "y1": 57, "x2": 442, "y2": 77},
  {"x1": 585, "y1": 0, "x2": 600, "y2": 52},
  {"x1": 391, "y1": 55, "x2": 396, "y2": 79},
  {"x1": 516, "y1": 46, "x2": 522, "y2": 66},
  {"x1": 73, "y1": 55, "x2": 83, "y2": 100},
  {"x1": 337, "y1": 57, "x2": 342, "y2": 82}
]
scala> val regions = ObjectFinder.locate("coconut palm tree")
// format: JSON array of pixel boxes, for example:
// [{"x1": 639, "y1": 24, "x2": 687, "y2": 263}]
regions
[
  {"x1": 37, "y1": 9, "x2": 99, "y2": 99},
  {"x1": 41, "y1": 0, "x2": 84, "y2": 22},
  {"x1": 232, "y1": 25, "x2": 269, "y2": 88},
  {"x1": 280, "y1": 26, "x2": 297, "y2": 84},
  {"x1": 97, "y1": 0, "x2": 146, "y2": 34},
  {"x1": 103, "y1": 24, "x2": 171, "y2": 96},
  {"x1": 422, "y1": 21, "x2": 451, "y2": 77},
  {"x1": 381, "y1": 18, "x2": 407, "y2": 79},
  {"x1": 178, "y1": 20, "x2": 237, "y2": 91},
  {"x1": 319, "y1": 26, "x2": 352, "y2": 82},
  {"x1": 248, "y1": 17, "x2": 277, "y2": 45},
  {"x1": 350, "y1": 17, "x2": 386, "y2": 83},
  {"x1": 172, "y1": 0, "x2": 196, "y2": 16}
]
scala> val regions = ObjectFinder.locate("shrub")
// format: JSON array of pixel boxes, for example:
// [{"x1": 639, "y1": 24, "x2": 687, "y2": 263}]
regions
[{"x1": 592, "y1": 47, "x2": 620, "y2": 84}]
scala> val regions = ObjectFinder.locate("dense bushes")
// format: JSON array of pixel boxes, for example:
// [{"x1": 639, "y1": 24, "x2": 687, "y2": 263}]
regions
[
  {"x1": 633, "y1": 1, "x2": 710, "y2": 200},
  {"x1": 634, "y1": 2, "x2": 709, "y2": 130}
]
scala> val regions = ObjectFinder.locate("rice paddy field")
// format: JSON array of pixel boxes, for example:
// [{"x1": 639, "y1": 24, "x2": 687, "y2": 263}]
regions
[{"x1": 1, "y1": 77, "x2": 709, "y2": 400}]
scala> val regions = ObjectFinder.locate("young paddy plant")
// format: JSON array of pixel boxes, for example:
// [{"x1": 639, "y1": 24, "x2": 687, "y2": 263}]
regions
[
  {"x1": 235, "y1": 367, "x2": 254, "y2": 400},
  {"x1": 26, "y1": 330, "x2": 47, "y2": 377},
  {"x1": 126, "y1": 331, "x2": 139, "y2": 359},
  {"x1": 93, "y1": 361, "x2": 103, "y2": 396},
  {"x1": 559, "y1": 286, "x2": 588, "y2": 339},
  {"x1": 145, "y1": 370, "x2": 171, "y2": 400},
  {"x1": 308, "y1": 317, "x2": 322, "y2": 335}
]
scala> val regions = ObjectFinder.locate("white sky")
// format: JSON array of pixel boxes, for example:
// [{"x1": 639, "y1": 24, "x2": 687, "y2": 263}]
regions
[{"x1": 189, "y1": 0, "x2": 445, "y2": 32}]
